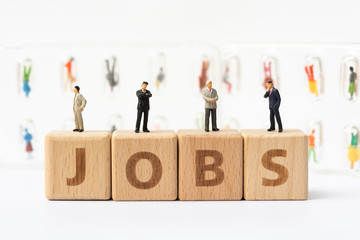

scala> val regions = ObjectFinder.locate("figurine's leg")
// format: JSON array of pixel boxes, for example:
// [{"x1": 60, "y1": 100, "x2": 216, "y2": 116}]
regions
[
  {"x1": 205, "y1": 108, "x2": 210, "y2": 131},
  {"x1": 74, "y1": 110, "x2": 79, "y2": 130},
  {"x1": 274, "y1": 109, "x2": 283, "y2": 131},
  {"x1": 143, "y1": 110, "x2": 149, "y2": 131},
  {"x1": 211, "y1": 109, "x2": 218, "y2": 130},
  {"x1": 269, "y1": 109, "x2": 275, "y2": 130},
  {"x1": 135, "y1": 109, "x2": 142, "y2": 131},
  {"x1": 78, "y1": 112, "x2": 84, "y2": 131},
  {"x1": 313, "y1": 148, "x2": 317, "y2": 163}
]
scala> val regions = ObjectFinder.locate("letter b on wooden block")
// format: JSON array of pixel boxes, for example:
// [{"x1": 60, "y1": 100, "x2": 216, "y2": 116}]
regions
[
  {"x1": 241, "y1": 129, "x2": 308, "y2": 200},
  {"x1": 112, "y1": 130, "x2": 177, "y2": 200},
  {"x1": 45, "y1": 131, "x2": 111, "y2": 200},
  {"x1": 178, "y1": 129, "x2": 243, "y2": 200}
]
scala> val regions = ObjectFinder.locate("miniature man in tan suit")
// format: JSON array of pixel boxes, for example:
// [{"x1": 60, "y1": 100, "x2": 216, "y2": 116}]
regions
[{"x1": 73, "y1": 86, "x2": 87, "y2": 132}]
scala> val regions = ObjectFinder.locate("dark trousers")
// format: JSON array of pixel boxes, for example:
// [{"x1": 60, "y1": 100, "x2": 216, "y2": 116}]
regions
[
  {"x1": 205, "y1": 108, "x2": 217, "y2": 130},
  {"x1": 136, "y1": 109, "x2": 149, "y2": 131},
  {"x1": 270, "y1": 108, "x2": 282, "y2": 130}
]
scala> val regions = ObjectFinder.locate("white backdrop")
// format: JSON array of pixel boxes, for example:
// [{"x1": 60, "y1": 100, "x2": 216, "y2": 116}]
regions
[{"x1": 1, "y1": 0, "x2": 360, "y2": 172}]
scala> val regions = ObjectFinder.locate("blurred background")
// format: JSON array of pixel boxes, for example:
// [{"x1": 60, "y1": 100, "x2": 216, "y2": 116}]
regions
[
  {"x1": 1, "y1": 0, "x2": 360, "y2": 173},
  {"x1": 2, "y1": 1, "x2": 360, "y2": 239}
]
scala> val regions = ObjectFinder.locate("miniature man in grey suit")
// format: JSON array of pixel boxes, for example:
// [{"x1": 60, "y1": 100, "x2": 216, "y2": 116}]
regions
[
  {"x1": 202, "y1": 80, "x2": 219, "y2": 132},
  {"x1": 73, "y1": 86, "x2": 87, "y2": 132}
]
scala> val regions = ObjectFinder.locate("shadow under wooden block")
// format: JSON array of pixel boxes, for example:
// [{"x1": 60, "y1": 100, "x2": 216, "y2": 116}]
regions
[
  {"x1": 112, "y1": 130, "x2": 177, "y2": 200},
  {"x1": 178, "y1": 129, "x2": 243, "y2": 200},
  {"x1": 45, "y1": 131, "x2": 111, "y2": 200},
  {"x1": 241, "y1": 129, "x2": 308, "y2": 200}
]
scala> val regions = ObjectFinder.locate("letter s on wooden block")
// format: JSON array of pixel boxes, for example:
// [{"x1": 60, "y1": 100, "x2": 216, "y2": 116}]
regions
[
  {"x1": 241, "y1": 129, "x2": 308, "y2": 200},
  {"x1": 195, "y1": 150, "x2": 224, "y2": 186},
  {"x1": 126, "y1": 152, "x2": 162, "y2": 190},
  {"x1": 261, "y1": 149, "x2": 289, "y2": 187}
]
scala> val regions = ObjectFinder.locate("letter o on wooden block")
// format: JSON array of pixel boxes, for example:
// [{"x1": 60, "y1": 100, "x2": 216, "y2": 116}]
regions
[
  {"x1": 112, "y1": 130, "x2": 177, "y2": 200},
  {"x1": 126, "y1": 152, "x2": 162, "y2": 189},
  {"x1": 241, "y1": 129, "x2": 308, "y2": 200},
  {"x1": 45, "y1": 131, "x2": 111, "y2": 200},
  {"x1": 178, "y1": 129, "x2": 243, "y2": 200}
]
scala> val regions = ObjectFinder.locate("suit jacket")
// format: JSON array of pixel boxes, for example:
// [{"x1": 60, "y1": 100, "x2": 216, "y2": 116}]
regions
[
  {"x1": 264, "y1": 87, "x2": 281, "y2": 109},
  {"x1": 136, "y1": 89, "x2": 152, "y2": 110},
  {"x1": 202, "y1": 87, "x2": 218, "y2": 109},
  {"x1": 73, "y1": 93, "x2": 87, "y2": 112}
]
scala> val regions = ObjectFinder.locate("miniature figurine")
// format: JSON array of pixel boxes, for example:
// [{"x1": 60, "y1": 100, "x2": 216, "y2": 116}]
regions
[
  {"x1": 308, "y1": 129, "x2": 317, "y2": 163},
  {"x1": 24, "y1": 128, "x2": 33, "y2": 153},
  {"x1": 349, "y1": 66, "x2": 357, "y2": 100},
  {"x1": 263, "y1": 61, "x2": 273, "y2": 90},
  {"x1": 264, "y1": 80, "x2": 283, "y2": 132},
  {"x1": 73, "y1": 86, "x2": 87, "y2": 132},
  {"x1": 23, "y1": 65, "x2": 31, "y2": 97},
  {"x1": 202, "y1": 80, "x2": 219, "y2": 132},
  {"x1": 199, "y1": 60, "x2": 209, "y2": 92},
  {"x1": 135, "y1": 81, "x2": 152, "y2": 133},
  {"x1": 156, "y1": 67, "x2": 165, "y2": 89},
  {"x1": 347, "y1": 132, "x2": 360, "y2": 169},
  {"x1": 64, "y1": 57, "x2": 76, "y2": 91},
  {"x1": 305, "y1": 65, "x2": 319, "y2": 96},
  {"x1": 222, "y1": 65, "x2": 232, "y2": 93},
  {"x1": 105, "y1": 57, "x2": 118, "y2": 92}
]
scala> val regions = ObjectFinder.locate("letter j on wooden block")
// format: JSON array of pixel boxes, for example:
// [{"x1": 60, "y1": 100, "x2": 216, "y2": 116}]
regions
[
  {"x1": 178, "y1": 129, "x2": 243, "y2": 200},
  {"x1": 45, "y1": 131, "x2": 111, "y2": 200},
  {"x1": 241, "y1": 129, "x2": 308, "y2": 200},
  {"x1": 112, "y1": 130, "x2": 177, "y2": 200}
]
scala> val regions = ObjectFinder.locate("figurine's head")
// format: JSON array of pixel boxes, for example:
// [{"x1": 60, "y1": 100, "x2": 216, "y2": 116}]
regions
[
  {"x1": 69, "y1": 57, "x2": 74, "y2": 61},
  {"x1": 312, "y1": 129, "x2": 315, "y2": 135},
  {"x1": 74, "y1": 86, "x2": 80, "y2": 93},
  {"x1": 266, "y1": 80, "x2": 273, "y2": 89},
  {"x1": 206, "y1": 80, "x2": 212, "y2": 89},
  {"x1": 350, "y1": 66, "x2": 354, "y2": 72},
  {"x1": 142, "y1": 81, "x2": 148, "y2": 90}
]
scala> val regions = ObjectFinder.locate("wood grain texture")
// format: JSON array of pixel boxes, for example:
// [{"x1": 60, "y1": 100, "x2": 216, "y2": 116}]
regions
[
  {"x1": 112, "y1": 130, "x2": 177, "y2": 200},
  {"x1": 178, "y1": 129, "x2": 243, "y2": 200},
  {"x1": 45, "y1": 131, "x2": 111, "y2": 200},
  {"x1": 241, "y1": 129, "x2": 308, "y2": 200}
]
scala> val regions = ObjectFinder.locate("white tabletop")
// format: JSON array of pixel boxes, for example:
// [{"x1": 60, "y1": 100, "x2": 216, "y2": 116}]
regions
[{"x1": 0, "y1": 166, "x2": 359, "y2": 240}]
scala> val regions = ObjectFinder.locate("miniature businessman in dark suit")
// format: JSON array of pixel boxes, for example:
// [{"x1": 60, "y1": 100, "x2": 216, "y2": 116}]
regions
[
  {"x1": 202, "y1": 80, "x2": 219, "y2": 132},
  {"x1": 135, "y1": 81, "x2": 152, "y2": 133},
  {"x1": 264, "y1": 80, "x2": 283, "y2": 132}
]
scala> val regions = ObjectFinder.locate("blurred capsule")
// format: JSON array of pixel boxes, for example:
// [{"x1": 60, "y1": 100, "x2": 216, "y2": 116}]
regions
[
  {"x1": 304, "y1": 56, "x2": 324, "y2": 99},
  {"x1": 261, "y1": 55, "x2": 279, "y2": 90},
  {"x1": 340, "y1": 55, "x2": 359, "y2": 102}
]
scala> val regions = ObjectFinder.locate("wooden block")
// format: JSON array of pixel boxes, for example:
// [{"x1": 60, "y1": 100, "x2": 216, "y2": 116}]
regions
[
  {"x1": 112, "y1": 130, "x2": 177, "y2": 200},
  {"x1": 178, "y1": 129, "x2": 243, "y2": 200},
  {"x1": 241, "y1": 129, "x2": 308, "y2": 200},
  {"x1": 45, "y1": 131, "x2": 111, "y2": 200}
]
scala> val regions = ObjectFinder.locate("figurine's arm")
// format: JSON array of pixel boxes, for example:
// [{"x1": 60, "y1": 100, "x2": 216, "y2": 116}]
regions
[
  {"x1": 146, "y1": 91, "x2": 152, "y2": 98},
  {"x1": 274, "y1": 91, "x2": 281, "y2": 109},
  {"x1": 105, "y1": 59, "x2": 110, "y2": 73},
  {"x1": 112, "y1": 58, "x2": 116, "y2": 73},
  {"x1": 202, "y1": 89, "x2": 211, "y2": 102},
  {"x1": 80, "y1": 95, "x2": 87, "y2": 109},
  {"x1": 264, "y1": 91, "x2": 270, "y2": 98},
  {"x1": 213, "y1": 89, "x2": 218, "y2": 101},
  {"x1": 137, "y1": 90, "x2": 146, "y2": 99}
]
